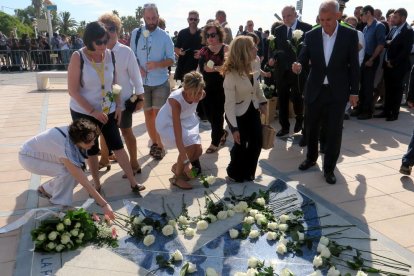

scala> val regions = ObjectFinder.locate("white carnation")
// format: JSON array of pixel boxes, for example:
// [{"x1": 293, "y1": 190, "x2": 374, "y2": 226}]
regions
[
  {"x1": 227, "y1": 203, "x2": 235, "y2": 209},
  {"x1": 162, "y1": 225, "x2": 174, "y2": 236},
  {"x1": 143, "y1": 234, "x2": 155, "y2": 246}
]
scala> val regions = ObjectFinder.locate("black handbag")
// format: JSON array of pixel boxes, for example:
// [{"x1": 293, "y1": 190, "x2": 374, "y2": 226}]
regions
[{"x1": 124, "y1": 94, "x2": 143, "y2": 112}]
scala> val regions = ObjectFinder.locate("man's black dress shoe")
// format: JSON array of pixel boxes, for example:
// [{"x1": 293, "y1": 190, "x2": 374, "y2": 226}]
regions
[
  {"x1": 373, "y1": 112, "x2": 387, "y2": 118},
  {"x1": 298, "y1": 137, "x2": 307, "y2": 147},
  {"x1": 324, "y1": 171, "x2": 336, "y2": 184},
  {"x1": 299, "y1": 159, "x2": 316, "y2": 170},
  {"x1": 276, "y1": 129, "x2": 289, "y2": 137},
  {"x1": 357, "y1": 113, "x2": 372, "y2": 120},
  {"x1": 294, "y1": 119, "x2": 303, "y2": 133},
  {"x1": 386, "y1": 115, "x2": 398, "y2": 121}
]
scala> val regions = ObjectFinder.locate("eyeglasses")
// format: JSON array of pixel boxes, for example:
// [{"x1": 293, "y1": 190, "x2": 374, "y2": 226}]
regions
[
  {"x1": 188, "y1": 18, "x2": 199, "y2": 22},
  {"x1": 144, "y1": 3, "x2": 157, "y2": 8},
  {"x1": 106, "y1": 26, "x2": 117, "y2": 33},
  {"x1": 247, "y1": 24, "x2": 254, "y2": 27},
  {"x1": 206, "y1": 33, "x2": 217, "y2": 38},
  {"x1": 94, "y1": 38, "x2": 108, "y2": 45}
]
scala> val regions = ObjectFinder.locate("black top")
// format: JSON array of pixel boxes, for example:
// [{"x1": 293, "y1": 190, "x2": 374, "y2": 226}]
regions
[{"x1": 174, "y1": 27, "x2": 202, "y2": 81}]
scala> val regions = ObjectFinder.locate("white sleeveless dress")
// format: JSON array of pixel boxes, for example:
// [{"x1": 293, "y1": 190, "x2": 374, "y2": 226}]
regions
[{"x1": 155, "y1": 88, "x2": 200, "y2": 149}]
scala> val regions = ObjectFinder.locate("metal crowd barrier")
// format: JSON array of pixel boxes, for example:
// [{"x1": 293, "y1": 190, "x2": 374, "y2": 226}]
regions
[{"x1": 0, "y1": 49, "x2": 77, "y2": 72}]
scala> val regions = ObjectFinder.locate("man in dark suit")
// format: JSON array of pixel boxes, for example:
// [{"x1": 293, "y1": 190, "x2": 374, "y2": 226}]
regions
[
  {"x1": 269, "y1": 6, "x2": 312, "y2": 136},
  {"x1": 292, "y1": 0, "x2": 360, "y2": 184},
  {"x1": 243, "y1": 20, "x2": 263, "y2": 60},
  {"x1": 374, "y1": 8, "x2": 414, "y2": 121}
]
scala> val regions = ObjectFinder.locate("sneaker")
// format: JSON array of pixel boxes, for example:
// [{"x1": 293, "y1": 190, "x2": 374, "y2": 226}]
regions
[{"x1": 399, "y1": 164, "x2": 412, "y2": 175}]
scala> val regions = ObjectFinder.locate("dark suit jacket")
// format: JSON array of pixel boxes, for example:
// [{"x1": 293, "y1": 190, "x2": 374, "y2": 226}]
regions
[
  {"x1": 298, "y1": 24, "x2": 360, "y2": 104},
  {"x1": 271, "y1": 21, "x2": 312, "y2": 72},
  {"x1": 384, "y1": 23, "x2": 414, "y2": 73}
]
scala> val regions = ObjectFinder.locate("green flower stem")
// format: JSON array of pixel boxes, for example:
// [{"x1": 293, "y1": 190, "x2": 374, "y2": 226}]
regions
[
  {"x1": 306, "y1": 224, "x2": 356, "y2": 231},
  {"x1": 196, "y1": 198, "x2": 202, "y2": 218},
  {"x1": 340, "y1": 253, "x2": 410, "y2": 271},
  {"x1": 357, "y1": 249, "x2": 412, "y2": 268},
  {"x1": 165, "y1": 203, "x2": 178, "y2": 218},
  {"x1": 300, "y1": 214, "x2": 331, "y2": 221}
]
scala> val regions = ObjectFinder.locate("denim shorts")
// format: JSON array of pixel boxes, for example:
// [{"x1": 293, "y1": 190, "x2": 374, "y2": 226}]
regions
[
  {"x1": 70, "y1": 109, "x2": 124, "y2": 156},
  {"x1": 143, "y1": 80, "x2": 170, "y2": 110}
]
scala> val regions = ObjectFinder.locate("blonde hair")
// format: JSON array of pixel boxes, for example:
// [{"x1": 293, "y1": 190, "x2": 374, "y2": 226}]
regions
[
  {"x1": 221, "y1": 36, "x2": 255, "y2": 76},
  {"x1": 182, "y1": 71, "x2": 205, "y2": 97},
  {"x1": 98, "y1": 13, "x2": 122, "y2": 35}
]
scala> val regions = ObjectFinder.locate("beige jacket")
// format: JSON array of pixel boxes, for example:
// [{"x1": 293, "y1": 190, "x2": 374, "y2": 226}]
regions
[{"x1": 224, "y1": 59, "x2": 267, "y2": 129}]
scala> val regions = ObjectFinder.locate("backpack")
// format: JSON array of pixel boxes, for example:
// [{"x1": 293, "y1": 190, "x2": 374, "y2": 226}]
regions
[
  {"x1": 134, "y1": 27, "x2": 142, "y2": 52},
  {"x1": 77, "y1": 50, "x2": 116, "y2": 88}
]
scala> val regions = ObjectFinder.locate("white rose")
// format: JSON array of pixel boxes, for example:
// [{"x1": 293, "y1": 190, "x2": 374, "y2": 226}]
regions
[
  {"x1": 55, "y1": 244, "x2": 65, "y2": 252},
  {"x1": 268, "y1": 35, "x2": 275, "y2": 41},
  {"x1": 321, "y1": 247, "x2": 331, "y2": 258},
  {"x1": 233, "y1": 204, "x2": 245, "y2": 213},
  {"x1": 63, "y1": 218, "x2": 71, "y2": 226},
  {"x1": 292, "y1": 29, "x2": 304, "y2": 40},
  {"x1": 112, "y1": 84, "x2": 122, "y2": 96},
  {"x1": 47, "y1": 242, "x2": 56, "y2": 250},
  {"x1": 178, "y1": 215, "x2": 189, "y2": 225},
  {"x1": 162, "y1": 225, "x2": 174, "y2": 236},
  {"x1": 184, "y1": 227, "x2": 195, "y2": 237},
  {"x1": 267, "y1": 222, "x2": 278, "y2": 230},
  {"x1": 75, "y1": 222, "x2": 81, "y2": 228},
  {"x1": 317, "y1": 243, "x2": 326, "y2": 253},
  {"x1": 207, "y1": 214, "x2": 217, "y2": 223},
  {"x1": 75, "y1": 239, "x2": 82, "y2": 244},
  {"x1": 244, "y1": 216, "x2": 255, "y2": 224},
  {"x1": 227, "y1": 210, "x2": 235, "y2": 217},
  {"x1": 196, "y1": 220, "x2": 209, "y2": 231},
  {"x1": 256, "y1": 216, "x2": 267, "y2": 226},
  {"x1": 143, "y1": 30, "x2": 150, "y2": 38},
  {"x1": 229, "y1": 228, "x2": 239, "y2": 239},
  {"x1": 319, "y1": 236, "x2": 329, "y2": 246},
  {"x1": 56, "y1": 223, "x2": 65, "y2": 231},
  {"x1": 133, "y1": 217, "x2": 141, "y2": 225},
  {"x1": 143, "y1": 234, "x2": 155, "y2": 246},
  {"x1": 246, "y1": 268, "x2": 258, "y2": 276},
  {"x1": 270, "y1": 85, "x2": 275, "y2": 90},
  {"x1": 276, "y1": 243, "x2": 287, "y2": 255},
  {"x1": 61, "y1": 233, "x2": 71, "y2": 245},
  {"x1": 227, "y1": 203, "x2": 234, "y2": 210},
  {"x1": 261, "y1": 83, "x2": 268, "y2": 89},
  {"x1": 280, "y1": 268, "x2": 294, "y2": 276},
  {"x1": 279, "y1": 236, "x2": 288, "y2": 245},
  {"x1": 217, "y1": 210, "x2": 228, "y2": 220},
  {"x1": 206, "y1": 267, "x2": 218, "y2": 276},
  {"x1": 168, "y1": 219, "x2": 177, "y2": 227},
  {"x1": 312, "y1": 255, "x2": 323, "y2": 268},
  {"x1": 309, "y1": 270, "x2": 323, "y2": 276},
  {"x1": 327, "y1": 266, "x2": 341, "y2": 276},
  {"x1": 249, "y1": 209, "x2": 259, "y2": 216},
  {"x1": 279, "y1": 214, "x2": 290, "y2": 223},
  {"x1": 141, "y1": 225, "x2": 153, "y2": 234},
  {"x1": 37, "y1": 233, "x2": 46, "y2": 241},
  {"x1": 298, "y1": 232, "x2": 305, "y2": 241},
  {"x1": 267, "y1": 231, "x2": 278, "y2": 240},
  {"x1": 78, "y1": 232, "x2": 84, "y2": 239},
  {"x1": 255, "y1": 197, "x2": 266, "y2": 206},
  {"x1": 248, "y1": 257, "x2": 259, "y2": 268},
  {"x1": 235, "y1": 201, "x2": 248, "y2": 212},
  {"x1": 70, "y1": 229, "x2": 79, "y2": 237},
  {"x1": 206, "y1": 175, "x2": 216, "y2": 185},
  {"x1": 48, "y1": 231, "x2": 58, "y2": 241},
  {"x1": 278, "y1": 224, "x2": 289, "y2": 232},
  {"x1": 206, "y1": 60, "x2": 215, "y2": 69},
  {"x1": 186, "y1": 262, "x2": 197, "y2": 273},
  {"x1": 171, "y1": 249, "x2": 183, "y2": 261},
  {"x1": 356, "y1": 271, "x2": 368, "y2": 276},
  {"x1": 249, "y1": 230, "x2": 260, "y2": 239}
]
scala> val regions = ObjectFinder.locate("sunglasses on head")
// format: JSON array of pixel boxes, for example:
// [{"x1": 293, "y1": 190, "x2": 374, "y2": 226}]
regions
[
  {"x1": 144, "y1": 3, "x2": 157, "y2": 8},
  {"x1": 106, "y1": 26, "x2": 117, "y2": 33},
  {"x1": 95, "y1": 38, "x2": 108, "y2": 45},
  {"x1": 188, "y1": 18, "x2": 199, "y2": 22},
  {"x1": 206, "y1": 33, "x2": 217, "y2": 38}
]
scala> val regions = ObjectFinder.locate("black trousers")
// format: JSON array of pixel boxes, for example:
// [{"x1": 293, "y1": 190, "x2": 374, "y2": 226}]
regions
[
  {"x1": 359, "y1": 55, "x2": 379, "y2": 113},
  {"x1": 277, "y1": 70, "x2": 304, "y2": 130},
  {"x1": 204, "y1": 82, "x2": 225, "y2": 147},
  {"x1": 383, "y1": 66, "x2": 406, "y2": 117},
  {"x1": 227, "y1": 103, "x2": 262, "y2": 182},
  {"x1": 305, "y1": 86, "x2": 346, "y2": 173}
]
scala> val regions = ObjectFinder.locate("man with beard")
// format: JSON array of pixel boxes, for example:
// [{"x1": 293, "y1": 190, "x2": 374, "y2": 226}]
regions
[
  {"x1": 215, "y1": 10, "x2": 233, "y2": 45},
  {"x1": 130, "y1": 3, "x2": 175, "y2": 160},
  {"x1": 174, "y1": 10, "x2": 202, "y2": 82}
]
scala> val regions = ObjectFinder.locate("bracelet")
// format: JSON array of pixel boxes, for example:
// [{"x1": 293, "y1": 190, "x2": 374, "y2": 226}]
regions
[
  {"x1": 89, "y1": 108, "x2": 95, "y2": 114},
  {"x1": 183, "y1": 159, "x2": 190, "y2": 165}
]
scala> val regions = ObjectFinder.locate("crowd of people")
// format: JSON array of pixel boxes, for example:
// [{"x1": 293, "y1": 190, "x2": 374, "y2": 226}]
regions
[{"x1": 16, "y1": 1, "x2": 414, "y2": 219}]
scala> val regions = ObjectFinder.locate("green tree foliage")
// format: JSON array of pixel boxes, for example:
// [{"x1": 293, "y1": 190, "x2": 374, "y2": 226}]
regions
[
  {"x1": 135, "y1": 6, "x2": 144, "y2": 25},
  {"x1": 57, "y1": 11, "x2": 77, "y2": 35},
  {"x1": 31, "y1": 0, "x2": 44, "y2": 19},
  {"x1": 121, "y1": 16, "x2": 139, "y2": 34},
  {"x1": 112, "y1": 10, "x2": 119, "y2": 17},
  {"x1": 0, "y1": 11, "x2": 34, "y2": 38}
]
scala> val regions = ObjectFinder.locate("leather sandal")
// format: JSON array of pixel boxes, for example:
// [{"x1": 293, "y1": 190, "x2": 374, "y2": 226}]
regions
[
  {"x1": 149, "y1": 143, "x2": 158, "y2": 156},
  {"x1": 153, "y1": 147, "x2": 166, "y2": 160},
  {"x1": 169, "y1": 175, "x2": 192, "y2": 190},
  {"x1": 205, "y1": 145, "x2": 218, "y2": 154},
  {"x1": 122, "y1": 166, "x2": 142, "y2": 179},
  {"x1": 131, "y1": 184, "x2": 146, "y2": 194},
  {"x1": 219, "y1": 130, "x2": 228, "y2": 146}
]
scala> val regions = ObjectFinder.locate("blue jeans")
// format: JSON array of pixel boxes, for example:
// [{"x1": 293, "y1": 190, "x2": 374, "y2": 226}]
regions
[{"x1": 402, "y1": 129, "x2": 414, "y2": 166}]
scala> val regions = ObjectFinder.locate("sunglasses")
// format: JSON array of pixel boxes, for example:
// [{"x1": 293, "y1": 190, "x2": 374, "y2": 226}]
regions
[
  {"x1": 94, "y1": 38, "x2": 108, "y2": 46},
  {"x1": 188, "y1": 18, "x2": 199, "y2": 22},
  {"x1": 206, "y1": 33, "x2": 217, "y2": 38},
  {"x1": 144, "y1": 3, "x2": 157, "y2": 8},
  {"x1": 106, "y1": 26, "x2": 117, "y2": 33}
]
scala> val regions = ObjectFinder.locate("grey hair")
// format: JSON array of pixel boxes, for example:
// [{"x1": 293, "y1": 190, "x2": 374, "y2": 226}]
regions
[{"x1": 319, "y1": 0, "x2": 340, "y2": 13}]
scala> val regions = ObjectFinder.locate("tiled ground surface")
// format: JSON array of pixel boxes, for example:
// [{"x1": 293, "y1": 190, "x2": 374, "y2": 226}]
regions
[{"x1": 0, "y1": 72, "x2": 414, "y2": 275}]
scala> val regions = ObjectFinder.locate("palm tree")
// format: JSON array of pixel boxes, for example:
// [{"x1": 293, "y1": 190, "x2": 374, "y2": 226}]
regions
[
  {"x1": 112, "y1": 10, "x2": 119, "y2": 17},
  {"x1": 121, "y1": 16, "x2": 139, "y2": 34},
  {"x1": 76, "y1": 20, "x2": 86, "y2": 37},
  {"x1": 58, "y1": 11, "x2": 77, "y2": 35},
  {"x1": 31, "y1": 0, "x2": 43, "y2": 19},
  {"x1": 135, "y1": 6, "x2": 144, "y2": 26}
]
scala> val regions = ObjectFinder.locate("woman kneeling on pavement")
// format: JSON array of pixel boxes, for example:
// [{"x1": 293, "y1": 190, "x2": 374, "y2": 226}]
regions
[
  {"x1": 19, "y1": 119, "x2": 114, "y2": 219},
  {"x1": 156, "y1": 71, "x2": 205, "y2": 189}
]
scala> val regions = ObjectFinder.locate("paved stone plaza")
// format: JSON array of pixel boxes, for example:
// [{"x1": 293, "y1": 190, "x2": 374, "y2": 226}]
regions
[{"x1": 0, "y1": 72, "x2": 414, "y2": 275}]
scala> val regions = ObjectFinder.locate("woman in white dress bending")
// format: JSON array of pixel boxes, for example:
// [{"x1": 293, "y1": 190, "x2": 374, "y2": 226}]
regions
[{"x1": 156, "y1": 71, "x2": 205, "y2": 189}]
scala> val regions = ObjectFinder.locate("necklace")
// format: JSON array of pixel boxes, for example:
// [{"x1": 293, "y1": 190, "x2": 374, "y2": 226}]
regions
[{"x1": 90, "y1": 52, "x2": 105, "y2": 91}]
